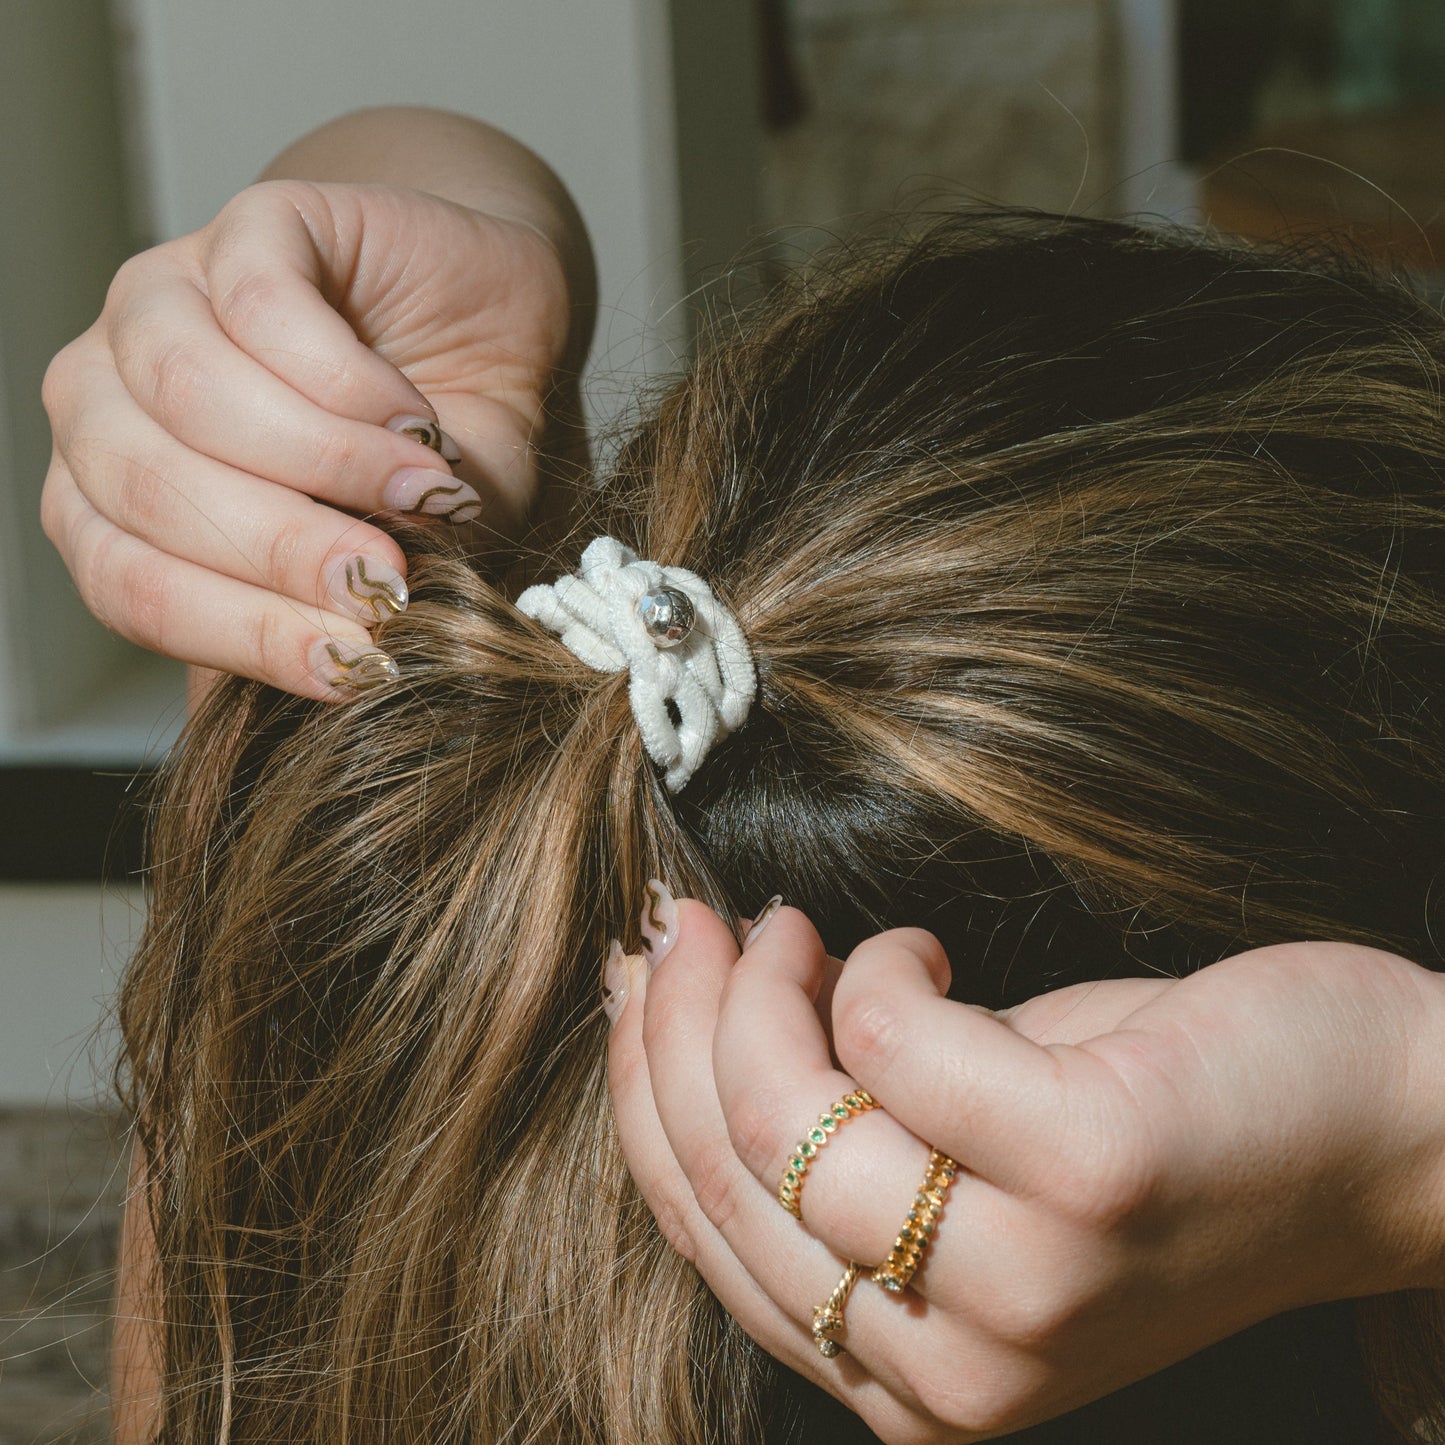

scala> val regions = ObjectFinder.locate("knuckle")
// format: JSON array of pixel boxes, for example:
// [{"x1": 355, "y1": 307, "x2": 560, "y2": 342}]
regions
[
  {"x1": 724, "y1": 1086, "x2": 791, "y2": 1178},
  {"x1": 879, "y1": 1348, "x2": 1025, "y2": 1441},
  {"x1": 984, "y1": 1277, "x2": 1082, "y2": 1353},
  {"x1": 833, "y1": 992, "x2": 907, "y2": 1078},
  {"x1": 120, "y1": 559, "x2": 172, "y2": 654},
  {"x1": 205, "y1": 181, "x2": 323, "y2": 272},
  {"x1": 103, "y1": 249, "x2": 156, "y2": 311},
  {"x1": 107, "y1": 269, "x2": 176, "y2": 375},
  {"x1": 644, "y1": 1186, "x2": 698, "y2": 1264},
  {"x1": 65, "y1": 428, "x2": 170, "y2": 539},
  {"x1": 56, "y1": 487, "x2": 101, "y2": 571},
  {"x1": 1075, "y1": 1167, "x2": 1143, "y2": 1235},
  {"x1": 894, "y1": 926, "x2": 952, "y2": 977},
  {"x1": 304, "y1": 422, "x2": 362, "y2": 484},
  {"x1": 606, "y1": 1038, "x2": 648, "y2": 1101},
  {"x1": 1050, "y1": 1121, "x2": 1156, "y2": 1234},
  {"x1": 87, "y1": 530, "x2": 169, "y2": 649},
  {"x1": 147, "y1": 335, "x2": 214, "y2": 422},
  {"x1": 41, "y1": 342, "x2": 82, "y2": 420},
  {"x1": 218, "y1": 178, "x2": 314, "y2": 226},
  {"x1": 248, "y1": 605, "x2": 294, "y2": 683},
  {"x1": 684, "y1": 1134, "x2": 745, "y2": 1233},
  {"x1": 260, "y1": 516, "x2": 314, "y2": 593},
  {"x1": 928, "y1": 1380, "x2": 1024, "y2": 1440},
  {"x1": 61, "y1": 426, "x2": 102, "y2": 487},
  {"x1": 108, "y1": 447, "x2": 175, "y2": 536},
  {"x1": 905, "y1": 1376, "x2": 1002, "y2": 1439},
  {"x1": 204, "y1": 187, "x2": 271, "y2": 256},
  {"x1": 214, "y1": 268, "x2": 284, "y2": 340}
]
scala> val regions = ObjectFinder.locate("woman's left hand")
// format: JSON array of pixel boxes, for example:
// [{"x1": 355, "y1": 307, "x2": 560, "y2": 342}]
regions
[{"x1": 605, "y1": 894, "x2": 1445, "y2": 1444}]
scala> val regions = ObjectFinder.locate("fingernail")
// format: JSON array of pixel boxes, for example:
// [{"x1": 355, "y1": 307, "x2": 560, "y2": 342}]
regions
[
  {"x1": 310, "y1": 638, "x2": 400, "y2": 695},
  {"x1": 601, "y1": 939, "x2": 628, "y2": 1025},
  {"x1": 383, "y1": 467, "x2": 484, "y2": 525},
  {"x1": 327, "y1": 555, "x2": 409, "y2": 624},
  {"x1": 387, "y1": 413, "x2": 462, "y2": 466},
  {"x1": 640, "y1": 879, "x2": 679, "y2": 970},
  {"x1": 745, "y1": 895, "x2": 783, "y2": 947}
]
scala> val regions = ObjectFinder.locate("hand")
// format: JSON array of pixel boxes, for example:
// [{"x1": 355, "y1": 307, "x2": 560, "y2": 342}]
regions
[
  {"x1": 606, "y1": 894, "x2": 1445, "y2": 1443},
  {"x1": 42, "y1": 177, "x2": 578, "y2": 699}
]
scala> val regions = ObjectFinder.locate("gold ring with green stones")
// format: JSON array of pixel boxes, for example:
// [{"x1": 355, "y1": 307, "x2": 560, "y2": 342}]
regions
[{"x1": 777, "y1": 1088, "x2": 878, "y2": 1219}]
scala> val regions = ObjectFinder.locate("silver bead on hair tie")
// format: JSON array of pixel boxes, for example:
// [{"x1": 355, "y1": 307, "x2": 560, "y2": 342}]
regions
[
  {"x1": 638, "y1": 587, "x2": 696, "y2": 648},
  {"x1": 516, "y1": 538, "x2": 756, "y2": 792}
]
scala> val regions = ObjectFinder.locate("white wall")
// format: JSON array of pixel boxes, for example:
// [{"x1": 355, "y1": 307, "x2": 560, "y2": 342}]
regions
[
  {"x1": 0, "y1": 885, "x2": 140, "y2": 1104},
  {"x1": 121, "y1": 0, "x2": 704, "y2": 405},
  {"x1": 0, "y1": 0, "x2": 167, "y2": 747}
]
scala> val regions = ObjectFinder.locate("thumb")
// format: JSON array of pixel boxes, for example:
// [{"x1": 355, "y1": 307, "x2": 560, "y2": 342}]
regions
[
  {"x1": 833, "y1": 929, "x2": 1091, "y2": 1195},
  {"x1": 426, "y1": 389, "x2": 541, "y2": 540}
]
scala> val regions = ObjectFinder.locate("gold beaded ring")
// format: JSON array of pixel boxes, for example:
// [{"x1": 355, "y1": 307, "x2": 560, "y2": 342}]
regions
[
  {"x1": 778, "y1": 1089, "x2": 878, "y2": 1219},
  {"x1": 811, "y1": 1261, "x2": 862, "y2": 1357},
  {"x1": 872, "y1": 1148, "x2": 958, "y2": 1293}
]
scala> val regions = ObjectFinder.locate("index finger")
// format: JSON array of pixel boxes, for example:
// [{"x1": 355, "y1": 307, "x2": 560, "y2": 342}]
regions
[
  {"x1": 711, "y1": 909, "x2": 949, "y2": 1271},
  {"x1": 109, "y1": 268, "x2": 455, "y2": 514}
]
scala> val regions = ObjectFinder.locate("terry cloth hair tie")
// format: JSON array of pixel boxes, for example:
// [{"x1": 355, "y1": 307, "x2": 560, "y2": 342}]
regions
[{"x1": 516, "y1": 537, "x2": 757, "y2": 792}]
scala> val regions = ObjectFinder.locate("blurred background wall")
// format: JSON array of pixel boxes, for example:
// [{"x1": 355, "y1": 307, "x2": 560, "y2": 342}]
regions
[{"x1": 5, "y1": 0, "x2": 1443, "y2": 1436}]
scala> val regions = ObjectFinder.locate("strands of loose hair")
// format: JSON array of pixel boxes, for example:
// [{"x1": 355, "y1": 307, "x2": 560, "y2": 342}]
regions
[{"x1": 121, "y1": 213, "x2": 1445, "y2": 1443}]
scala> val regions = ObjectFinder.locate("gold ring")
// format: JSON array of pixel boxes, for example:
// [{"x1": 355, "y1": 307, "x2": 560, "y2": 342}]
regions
[
  {"x1": 872, "y1": 1148, "x2": 957, "y2": 1294},
  {"x1": 778, "y1": 1089, "x2": 878, "y2": 1219},
  {"x1": 812, "y1": 1261, "x2": 862, "y2": 1357}
]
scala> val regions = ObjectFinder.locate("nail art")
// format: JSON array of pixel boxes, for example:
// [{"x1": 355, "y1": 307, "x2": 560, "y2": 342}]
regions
[
  {"x1": 313, "y1": 640, "x2": 400, "y2": 694},
  {"x1": 388, "y1": 414, "x2": 463, "y2": 468},
  {"x1": 640, "y1": 878, "x2": 679, "y2": 969},
  {"x1": 601, "y1": 939, "x2": 629, "y2": 1025},
  {"x1": 745, "y1": 895, "x2": 783, "y2": 947},
  {"x1": 384, "y1": 466, "x2": 484, "y2": 525},
  {"x1": 334, "y1": 556, "x2": 408, "y2": 624}
]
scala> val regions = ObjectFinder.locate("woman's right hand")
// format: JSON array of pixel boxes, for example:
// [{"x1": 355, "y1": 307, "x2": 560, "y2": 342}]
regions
[
  {"x1": 610, "y1": 899, "x2": 1445, "y2": 1442},
  {"x1": 42, "y1": 176, "x2": 580, "y2": 699}
]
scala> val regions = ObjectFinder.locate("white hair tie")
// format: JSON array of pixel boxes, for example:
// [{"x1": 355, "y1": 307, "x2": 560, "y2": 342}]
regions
[{"x1": 516, "y1": 537, "x2": 757, "y2": 792}]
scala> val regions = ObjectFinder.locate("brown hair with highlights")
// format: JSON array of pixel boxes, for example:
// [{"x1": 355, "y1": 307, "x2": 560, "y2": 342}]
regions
[{"x1": 121, "y1": 214, "x2": 1445, "y2": 1442}]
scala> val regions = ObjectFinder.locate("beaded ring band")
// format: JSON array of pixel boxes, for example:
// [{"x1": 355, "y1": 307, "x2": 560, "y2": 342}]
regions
[
  {"x1": 778, "y1": 1089, "x2": 878, "y2": 1219},
  {"x1": 872, "y1": 1148, "x2": 958, "y2": 1293}
]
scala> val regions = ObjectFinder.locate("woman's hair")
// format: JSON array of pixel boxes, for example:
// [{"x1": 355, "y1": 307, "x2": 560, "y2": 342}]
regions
[{"x1": 122, "y1": 213, "x2": 1445, "y2": 1443}]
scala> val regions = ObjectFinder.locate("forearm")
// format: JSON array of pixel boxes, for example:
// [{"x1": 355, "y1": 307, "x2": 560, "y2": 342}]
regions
[{"x1": 260, "y1": 106, "x2": 595, "y2": 364}]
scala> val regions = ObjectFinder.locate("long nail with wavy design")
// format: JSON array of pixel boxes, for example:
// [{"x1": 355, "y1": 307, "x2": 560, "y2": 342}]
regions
[
  {"x1": 602, "y1": 939, "x2": 629, "y2": 1026},
  {"x1": 383, "y1": 466, "x2": 484, "y2": 525},
  {"x1": 640, "y1": 879, "x2": 679, "y2": 970},
  {"x1": 328, "y1": 555, "x2": 409, "y2": 625},
  {"x1": 745, "y1": 895, "x2": 783, "y2": 947},
  {"x1": 310, "y1": 638, "x2": 400, "y2": 696},
  {"x1": 387, "y1": 413, "x2": 463, "y2": 467}
]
